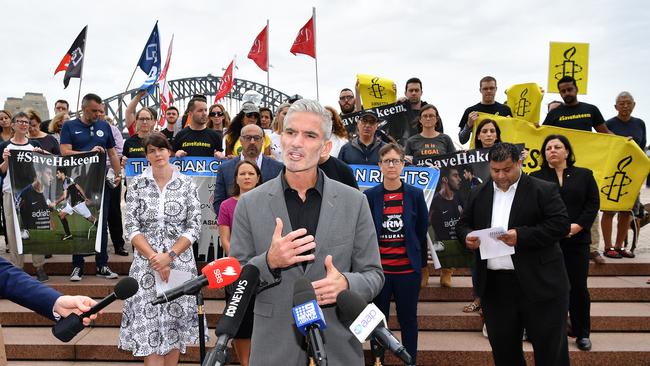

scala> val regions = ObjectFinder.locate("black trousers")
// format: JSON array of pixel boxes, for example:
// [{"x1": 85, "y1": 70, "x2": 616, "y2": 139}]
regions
[
  {"x1": 107, "y1": 183, "x2": 125, "y2": 249},
  {"x1": 482, "y1": 270, "x2": 569, "y2": 366},
  {"x1": 561, "y1": 241, "x2": 591, "y2": 339}
]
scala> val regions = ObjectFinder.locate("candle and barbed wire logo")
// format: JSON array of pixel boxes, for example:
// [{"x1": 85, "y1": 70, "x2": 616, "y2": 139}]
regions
[
  {"x1": 368, "y1": 77, "x2": 386, "y2": 99},
  {"x1": 554, "y1": 46, "x2": 584, "y2": 82},
  {"x1": 515, "y1": 88, "x2": 531, "y2": 117},
  {"x1": 601, "y1": 156, "x2": 633, "y2": 202}
]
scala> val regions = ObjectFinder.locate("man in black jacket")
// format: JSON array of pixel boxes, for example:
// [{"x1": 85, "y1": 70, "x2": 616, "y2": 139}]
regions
[{"x1": 456, "y1": 143, "x2": 571, "y2": 366}]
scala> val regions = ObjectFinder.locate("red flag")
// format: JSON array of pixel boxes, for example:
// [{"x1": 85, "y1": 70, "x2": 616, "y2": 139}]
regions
[
  {"x1": 290, "y1": 17, "x2": 315, "y2": 58},
  {"x1": 214, "y1": 59, "x2": 235, "y2": 103},
  {"x1": 248, "y1": 25, "x2": 268, "y2": 71},
  {"x1": 54, "y1": 26, "x2": 87, "y2": 88},
  {"x1": 158, "y1": 36, "x2": 174, "y2": 127}
]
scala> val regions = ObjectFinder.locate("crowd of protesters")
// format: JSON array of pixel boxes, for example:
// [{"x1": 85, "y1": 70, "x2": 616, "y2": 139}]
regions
[{"x1": 0, "y1": 73, "x2": 647, "y2": 365}]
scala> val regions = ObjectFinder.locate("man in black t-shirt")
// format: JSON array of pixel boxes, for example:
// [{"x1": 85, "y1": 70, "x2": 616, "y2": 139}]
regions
[
  {"x1": 542, "y1": 76, "x2": 612, "y2": 133},
  {"x1": 160, "y1": 106, "x2": 179, "y2": 145},
  {"x1": 173, "y1": 98, "x2": 223, "y2": 157},
  {"x1": 459, "y1": 76, "x2": 512, "y2": 144},
  {"x1": 17, "y1": 167, "x2": 54, "y2": 232}
]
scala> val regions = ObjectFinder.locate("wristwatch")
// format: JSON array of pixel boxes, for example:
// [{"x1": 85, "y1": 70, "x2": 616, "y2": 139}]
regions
[{"x1": 168, "y1": 250, "x2": 177, "y2": 260}]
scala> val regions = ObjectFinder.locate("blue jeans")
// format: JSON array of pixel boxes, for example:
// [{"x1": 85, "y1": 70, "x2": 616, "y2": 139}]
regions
[
  {"x1": 372, "y1": 271, "x2": 420, "y2": 364},
  {"x1": 72, "y1": 181, "x2": 110, "y2": 269}
]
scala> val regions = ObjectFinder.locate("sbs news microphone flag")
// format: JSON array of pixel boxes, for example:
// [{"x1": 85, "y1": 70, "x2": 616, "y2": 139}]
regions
[
  {"x1": 157, "y1": 35, "x2": 174, "y2": 126},
  {"x1": 214, "y1": 58, "x2": 235, "y2": 103},
  {"x1": 54, "y1": 25, "x2": 87, "y2": 88},
  {"x1": 137, "y1": 21, "x2": 161, "y2": 95},
  {"x1": 248, "y1": 25, "x2": 268, "y2": 71},
  {"x1": 290, "y1": 15, "x2": 315, "y2": 58}
]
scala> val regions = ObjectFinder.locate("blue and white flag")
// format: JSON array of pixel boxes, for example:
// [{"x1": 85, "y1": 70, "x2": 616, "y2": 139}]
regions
[{"x1": 137, "y1": 22, "x2": 161, "y2": 94}]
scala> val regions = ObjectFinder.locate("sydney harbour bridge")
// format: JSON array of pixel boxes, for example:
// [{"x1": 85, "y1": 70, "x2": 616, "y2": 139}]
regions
[{"x1": 85, "y1": 76, "x2": 291, "y2": 129}]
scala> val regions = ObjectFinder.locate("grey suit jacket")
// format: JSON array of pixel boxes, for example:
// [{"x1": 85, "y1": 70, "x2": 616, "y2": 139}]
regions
[{"x1": 230, "y1": 172, "x2": 384, "y2": 366}]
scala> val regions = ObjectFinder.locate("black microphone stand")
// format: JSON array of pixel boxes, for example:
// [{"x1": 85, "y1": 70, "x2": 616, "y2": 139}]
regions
[
  {"x1": 306, "y1": 324, "x2": 327, "y2": 366},
  {"x1": 196, "y1": 291, "x2": 206, "y2": 364}
]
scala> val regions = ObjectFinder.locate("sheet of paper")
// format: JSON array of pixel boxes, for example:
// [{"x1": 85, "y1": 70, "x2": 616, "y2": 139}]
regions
[
  {"x1": 468, "y1": 227, "x2": 514, "y2": 260},
  {"x1": 154, "y1": 269, "x2": 193, "y2": 297}
]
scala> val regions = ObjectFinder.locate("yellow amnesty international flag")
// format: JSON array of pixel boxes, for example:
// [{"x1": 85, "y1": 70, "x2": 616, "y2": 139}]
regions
[
  {"x1": 476, "y1": 113, "x2": 650, "y2": 211},
  {"x1": 548, "y1": 42, "x2": 589, "y2": 94},
  {"x1": 506, "y1": 83, "x2": 544, "y2": 124},
  {"x1": 356, "y1": 74, "x2": 396, "y2": 109}
]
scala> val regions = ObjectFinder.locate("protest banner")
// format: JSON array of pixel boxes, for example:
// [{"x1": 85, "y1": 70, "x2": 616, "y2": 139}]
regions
[
  {"x1": 356, "y1": 74, "x2": 397, "y2": 109},
  {"x1": 340, "y1": 101, "x2": 410, "y2": 138},
  {"x1": 350, "y1": 164, "x2": 439, "y2": 203},
  {"x1": 548, "y1": 41, "x2": 589, "y2": 94},
  {"x1": 9, "y1": 151, "x2": 105, "y2": 255},
  {"x1": 506, "y1": 82, "x2": 544, "y2": 124},
  {"x1": 411, "y1": 149, "x2": 491, "y2": 268},
  {"x1": 476, "y1": 113, "x2": 650, "y2": 211},
  {"x1": 125, "y1": 157, "x2": 222, "y2": 259}
]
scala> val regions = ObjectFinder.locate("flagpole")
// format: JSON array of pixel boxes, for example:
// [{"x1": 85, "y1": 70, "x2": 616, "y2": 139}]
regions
[
  {"x1": 76, "y1": 25, "x2": 88, "y2": 113},
  {"x1": 312, "y1": 7, "x2": 319, "y2": 101},
  {"x1": 266, "y1": 19, "x2": 270, "y2": 91}
]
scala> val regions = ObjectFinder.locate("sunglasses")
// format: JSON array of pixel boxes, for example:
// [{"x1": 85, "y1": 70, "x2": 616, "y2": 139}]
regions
[
  {"x1": 245, "y1": 112, "x2": 260, "y2": 118},
  {"x1": 240, "y1": 135, "x2": 263, "y2": 142},
  {"x1": 209, "y1": 111, "x2": 224, "y2": 117}
]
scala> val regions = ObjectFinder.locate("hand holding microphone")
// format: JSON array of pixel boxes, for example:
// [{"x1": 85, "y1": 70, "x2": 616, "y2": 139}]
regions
[
  {"x1": 52, "y1": 276, "x2": 139, "y2": 342},
  {"x1": 152, "y1": 257, "x2": 241, "y2": 305}
]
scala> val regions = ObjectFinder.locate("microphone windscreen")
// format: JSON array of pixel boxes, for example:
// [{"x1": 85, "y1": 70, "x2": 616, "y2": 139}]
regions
[
  {"x1": 293, "y1": 276, "x2": 316, "y2": 306},
  {"x1": 336, "y1": 290, "x2": 367, "y2": 327},
  {"x1": 202, "y1": 257, "x2": 242, "y2": 289},
  {"x1": 215, "y1": 265, "x2": 260, "y2": 337},
  {"x1": 114, "y1": 276, "x2": 139, "y2": 300}
]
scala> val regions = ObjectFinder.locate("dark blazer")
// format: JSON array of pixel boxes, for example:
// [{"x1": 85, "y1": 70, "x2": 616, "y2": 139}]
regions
[
  {"x1": 364, "y1": 182, "x2": 429, "y2": 273},
  {"x1": 456, "y1": 173, "x2": 571, "y2": 303},
  {"x1": 0, "y1": 257, "x2": 61, "y2": 320},
  {"x1": 531, "y1": 166, "x2": 600, "y2": 244},
  {"x1": 213, "y1": 156, "x2": 284, "y2": 214}
]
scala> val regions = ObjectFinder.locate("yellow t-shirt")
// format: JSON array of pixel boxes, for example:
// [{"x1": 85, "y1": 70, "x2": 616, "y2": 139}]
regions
[{"x1": 230, "y1": 135, "x2": 272, "y2": 156}]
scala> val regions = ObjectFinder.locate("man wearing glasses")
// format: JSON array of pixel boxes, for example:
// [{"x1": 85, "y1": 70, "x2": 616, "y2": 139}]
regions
[
  {"x1": 338, "y1": 110, "x2": 386, "y2": 165},
  {"x1": 213, "y1": 124, "x2": 283, "y2": 217},
  {"x1": 458, "y1": 76, "x2": 512, "y2": 144},
  {"x1": 338, "y1": 88, "x2": 357, "y2": 116},
  {"x1": 173, "y1": 98, "x2": 223, "y2": 158}
]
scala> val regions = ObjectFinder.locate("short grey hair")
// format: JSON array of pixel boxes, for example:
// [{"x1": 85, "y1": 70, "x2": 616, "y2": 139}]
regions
[
  {"x1": 616, "y1": 91, "x2": 634, "y2": 103},
  {"x1": 284, "y1": 99, "x2": 332, "y2": 140}
]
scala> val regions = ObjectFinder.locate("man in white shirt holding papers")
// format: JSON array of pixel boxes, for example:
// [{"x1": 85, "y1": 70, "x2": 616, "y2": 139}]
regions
[{"x1": 456, "y1": 143, "x2": 571, "y2": 366}]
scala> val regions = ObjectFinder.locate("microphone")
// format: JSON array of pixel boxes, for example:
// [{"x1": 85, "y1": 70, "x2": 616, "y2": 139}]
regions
[
  {"x1": 152, "y1": 257, "x2": 241, "y2": 305},
  {"x1": 292, "y1": 277, "x2": 327, "y2": 366},
  {"x1": 336, "y1": 290, "x2": 412, "y2": 365},
  {"x1": 52, "y1": 276, "x2": 139, "y2": 342},
  {"x1": 202, "y1": 265, "x2": 259, "y2": 366}
]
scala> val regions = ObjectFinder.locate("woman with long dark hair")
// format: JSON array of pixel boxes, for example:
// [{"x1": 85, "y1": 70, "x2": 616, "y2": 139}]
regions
[{"x1": 531, "y1": 134, "x2": 599, "y2": 351}]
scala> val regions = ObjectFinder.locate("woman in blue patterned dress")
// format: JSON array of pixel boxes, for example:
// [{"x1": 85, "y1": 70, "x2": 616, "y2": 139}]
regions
[{"x1": 119, "y1": 132, "x2": 204, "y2": 365}]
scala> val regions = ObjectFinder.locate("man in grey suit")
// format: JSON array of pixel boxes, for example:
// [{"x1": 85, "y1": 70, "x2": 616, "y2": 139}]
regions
[{"x1": 230, "y1": 99, "x2": 384, "y2": 365}]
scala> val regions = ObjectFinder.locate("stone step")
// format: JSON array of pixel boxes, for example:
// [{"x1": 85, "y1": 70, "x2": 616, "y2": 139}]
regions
[
  {"x1": 31, "y1": 275, "x2": 650, "y2": 302},
  {"x1": 14, "y1": 252, "x2": 650, "y2": 276},
  {"x1": 3, "y1": 299, "x2": 649, "y2": 333},
  {"x1": 4, "y1": 327, "x2": 650, "y2": 365}
]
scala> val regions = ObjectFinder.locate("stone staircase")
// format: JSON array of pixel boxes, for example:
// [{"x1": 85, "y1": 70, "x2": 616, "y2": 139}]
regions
[{"x1": 2, "y1": 253, "x2": 650, "y2": 365}]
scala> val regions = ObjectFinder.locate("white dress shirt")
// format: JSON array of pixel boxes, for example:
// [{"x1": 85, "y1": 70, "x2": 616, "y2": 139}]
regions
[{"x1": 486, "y1": 174, "x2": 521, "y2": 270}]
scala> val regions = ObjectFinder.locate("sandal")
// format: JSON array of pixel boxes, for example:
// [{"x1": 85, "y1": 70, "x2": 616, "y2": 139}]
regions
[
  {"x1": 618, "y1": 248, "x2": 636, "y2": 258},
  {"x1": 604, "y1": 248, "x2": 622, "y2": 259},
  {"x1": 463, "y1": 299, "x2": 481, "y2": 313}
]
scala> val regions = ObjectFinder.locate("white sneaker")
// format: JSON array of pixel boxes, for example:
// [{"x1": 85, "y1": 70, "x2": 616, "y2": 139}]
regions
[
  {"x1": 482, "y1": 323, "x2": 489, "y2": 338},
  {"x1": 70, "y1": 267, "x2": 83, "y2": 281}
]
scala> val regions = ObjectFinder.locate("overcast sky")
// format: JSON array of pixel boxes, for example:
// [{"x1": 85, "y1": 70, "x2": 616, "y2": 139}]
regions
[{"x1": 1, "y1": 0, "x2": 649, "y2": 147}]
